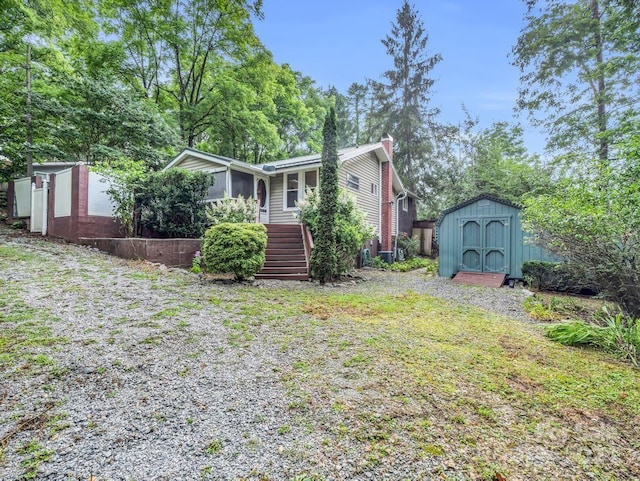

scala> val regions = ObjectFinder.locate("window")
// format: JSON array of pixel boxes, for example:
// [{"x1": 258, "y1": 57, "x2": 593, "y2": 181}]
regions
[
  {"x1": 402, "y1": 197, "x2": 408, "y2": 212},
  {"x1": 286, "y1": 172, "x2": 299, "y2": 209},
  {"x1": 305, "y1": 170, "x2": 317, "y2": 191},
  {"x1": 284, "y1": 170, "x2": 318, "y2": 209},
  {"x1": 346, "y1": 173, "x2": 360, "y2": 191},
  {"x1": 231, "y1": 170, "x2": 253, "y2": 199},
  {"x1": 207, "y1": 171, "x2": 227, "y2": 201},
  {"x1": 371, "y1": 183, "x2": 379, "y2": 196}
]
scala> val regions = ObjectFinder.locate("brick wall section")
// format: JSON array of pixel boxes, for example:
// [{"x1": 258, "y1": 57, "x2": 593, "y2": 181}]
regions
[
  {"x1": 78, "y1": 238, "x2": 201, "y2": 267},
  {"x1": 381, "y1": 161, "x2": 392, "y2": 251},
  {"x1": 6, "y1": 180, "x2": 14, "y2": 218}
]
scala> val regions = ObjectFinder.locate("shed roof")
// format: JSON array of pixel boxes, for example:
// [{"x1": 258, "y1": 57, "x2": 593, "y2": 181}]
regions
[{"x1": 436, "y1": 193, "x2": 521, "y2": 227}]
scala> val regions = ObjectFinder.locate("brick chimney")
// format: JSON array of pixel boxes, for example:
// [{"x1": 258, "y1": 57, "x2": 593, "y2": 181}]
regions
[
  {"x1": 380, "y1": 133, "x2": 394, "y2": 252},
  {"x1": 381, "y1": 133, "x2": 393, "y2": 160}
]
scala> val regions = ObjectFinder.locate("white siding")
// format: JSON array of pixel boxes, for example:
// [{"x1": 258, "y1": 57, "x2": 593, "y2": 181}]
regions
[
  {"x1": 177, "y1": 156, "x2": 227, "y2": 172},
  {"x1": 87, "y1": 172, "x2": 115, "y2": 217},
  {"x1": 268, "y1": 173, "x2": 297, "y2": 224},
  {"x1": 341, "y1": 152, "x2": 380, "y2": 231},
  {"x1": 54, "y1": 169, "x2": 72, "y2": 217}
]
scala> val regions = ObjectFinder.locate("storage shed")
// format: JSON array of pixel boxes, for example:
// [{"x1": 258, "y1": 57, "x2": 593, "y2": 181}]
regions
[{"x1": 436, "y1": 194, "x2": 555, "y2": 281}]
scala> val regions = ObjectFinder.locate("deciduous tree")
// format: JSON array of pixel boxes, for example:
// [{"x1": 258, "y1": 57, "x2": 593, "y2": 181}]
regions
[{"x1": 513, "y1": 0, "x2": 640, "y2": 163}]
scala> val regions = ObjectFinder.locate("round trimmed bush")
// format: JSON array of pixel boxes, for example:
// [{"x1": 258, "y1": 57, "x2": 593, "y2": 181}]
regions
[{"x1": 201, "y1": 223, "x2": 267, "y2": 280}]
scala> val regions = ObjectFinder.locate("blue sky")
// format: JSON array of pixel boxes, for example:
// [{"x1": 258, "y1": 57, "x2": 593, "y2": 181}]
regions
[{"x1": 253, "y1": 0, "x2": 545, "y2": 154}]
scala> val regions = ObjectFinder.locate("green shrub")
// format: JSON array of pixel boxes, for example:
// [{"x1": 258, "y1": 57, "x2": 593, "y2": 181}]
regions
[
  {"x1": 136, "y1": 168, "x2": 211, "y2": 238},
  {"x1": 369, "y1": 257, "x2": 437, "y2": 273},
  {"x1": 388, "y1": 258, "x2": 436, "y2": 272},
  {"x1": 190, "y1": 250, "x2": 203, "y2": 274},
  {"x1": 370, "y1": 256, "x2": 388, "y2": 269},
  {"x1": 201, "y1": 223, "x2": 267, "y2": 280},
  {"x1": 395, "y1": 232, "x2": 420, "y2": 260},
  {"x1": 298, "y1": 187, "x2": 374, "y2": 276},
  {"x1": 205, "y1": 194, "x2": 256, "y2": 225},
  {"x1": 522, "y1": 261, "x2": 597, "y2": 294},
  {"x1": 95, "y1": 158, "x2": 148, "y2": 236},
  {"x1": 11, "y1": 220, "x2": 27, "y2": 229}
]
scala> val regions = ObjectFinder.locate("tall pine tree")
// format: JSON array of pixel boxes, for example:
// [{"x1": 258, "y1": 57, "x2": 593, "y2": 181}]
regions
[
  {"x1": 372, "y1": 0, "x2": 442, "y2": 195},
  {"x1": 311, "y1": 107, "x2": 339, "y2": 284}
]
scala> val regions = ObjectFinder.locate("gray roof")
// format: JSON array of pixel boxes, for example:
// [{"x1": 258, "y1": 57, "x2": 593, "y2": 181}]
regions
[{"x1": 436, "y1": 193, "x2": 521, "y2": 227}]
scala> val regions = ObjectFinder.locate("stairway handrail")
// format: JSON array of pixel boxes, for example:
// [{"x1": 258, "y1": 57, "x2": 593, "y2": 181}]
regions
[{"x1": 301, "y1": 223, "x2": 313, "y2": 277}]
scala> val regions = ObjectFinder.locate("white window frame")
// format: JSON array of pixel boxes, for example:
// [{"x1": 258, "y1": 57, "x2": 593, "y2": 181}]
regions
[
  {"x1": 284, "y1": 172, "x2": 300, "y2": 211},
  {"x1": 284, "y1": 169, "x2": 319, "y2": 211},
  {"x1": 402, "y1": 197, "x2": 408, "y2": 212},
  {"x1": 346, "y1": 173, "x2": 360, "y2": 191},
  {"x1": 371, "y1": 183, "x2": 379, "y2": 196}
]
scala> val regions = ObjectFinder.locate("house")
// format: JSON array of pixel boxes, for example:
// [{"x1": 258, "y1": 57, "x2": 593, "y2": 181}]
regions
[
  {"x1": 436, "y1": 193, "x2": 556, "y2": 282},
  {"x1": 165, "y1": 134, "x2": 417, "y2": 278}
]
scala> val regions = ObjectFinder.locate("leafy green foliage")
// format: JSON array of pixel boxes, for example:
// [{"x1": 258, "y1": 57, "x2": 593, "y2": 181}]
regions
[
  {"x1": 205, "y1": 194, "x2": 256, "y2": 226},
  {"x1": 94, "y1": 159, "x2": 148, "y2": 237},
  {"x1": 395, "y1": 232, "x2": 419, "y2": 260},
  {"x1": 522, "y1": 136, "x2": 640, "y2": 317},
  {"x1": 190, "y1": 251, "x2": 203, "y2": 274},
  {"x1": 523, "y1": 295, "x2": 587, "y2": 322},
  {"x1": 370, "y1": 257, "x2": 437, "y2": 273},
  {"x1": 201, "y1": 223, "x2": 267, "y2": 280},
  {"x1": 136, "y1": 169, "x2": 211, "y2": 238},
  {"x1": 310, "y1": 108, "x2": 339, "y2": 283},
  {"x1": 522, "y1": 261, "x2": 598, "y2": 294},
  {"x1": 546, "y1": 308, "x2": 640, "y2": 367},
  {"x1": 102, "y1": 0, "x2": 263, "y2": 147},
  {"x1": 512, "y1": 0, "x2": 640, "y2": 162},
  {"x1": 38, "y1": 75, "x2": 178, "y2": 169},
  {"x1": 299, "y1": 187, "x2": 373, "y2": 276}
]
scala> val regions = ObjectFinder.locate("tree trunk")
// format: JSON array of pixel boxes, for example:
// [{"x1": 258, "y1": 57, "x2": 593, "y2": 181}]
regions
[
  {"x1": 592, "y1": 0, "x2": 608, "y2": 163},
  {"x1": 25, "y1": 43, "x2": 33, "y2": 176}
]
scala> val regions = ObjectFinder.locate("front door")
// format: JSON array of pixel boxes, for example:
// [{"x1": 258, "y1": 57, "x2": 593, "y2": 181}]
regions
[
  {"x1": 460, "y1": 218, "x2": 510, "y2": 274},
  {"x1": 256, "y1": 178, "x2": 269, "y2": 224}
]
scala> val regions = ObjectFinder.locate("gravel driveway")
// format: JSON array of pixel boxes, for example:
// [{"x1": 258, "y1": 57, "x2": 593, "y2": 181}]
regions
[{"x1": 0, "y1": 225, "x2": 532, "y2": 481}]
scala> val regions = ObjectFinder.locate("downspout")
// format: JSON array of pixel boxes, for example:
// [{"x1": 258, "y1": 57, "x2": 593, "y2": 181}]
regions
[{"x1": 393, "y1": 190, "x2": 408, "y2": 261}]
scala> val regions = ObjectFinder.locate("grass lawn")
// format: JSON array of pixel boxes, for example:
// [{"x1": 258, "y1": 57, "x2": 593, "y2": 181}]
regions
[{"x1": 227, "y1": 284, "x2": 640, "y2": 480}]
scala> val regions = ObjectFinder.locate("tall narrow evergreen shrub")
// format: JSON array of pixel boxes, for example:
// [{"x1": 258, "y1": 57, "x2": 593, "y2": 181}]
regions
[{"x1": 311, "y1": 107, "x2": 339, "y2": 283}]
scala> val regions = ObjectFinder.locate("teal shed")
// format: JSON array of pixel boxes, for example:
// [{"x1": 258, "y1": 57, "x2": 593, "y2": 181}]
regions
[{"x1": 436, "y1": 194, "x2": 555, "y2": 280}]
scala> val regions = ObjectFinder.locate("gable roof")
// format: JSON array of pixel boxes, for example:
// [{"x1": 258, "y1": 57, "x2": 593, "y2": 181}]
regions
[
  {"x1": 436, "y1": 193, "x2": 521, "y2": 226},
  {"x1": 163, "y1": 147, "x2": 268, "y2": 175}
]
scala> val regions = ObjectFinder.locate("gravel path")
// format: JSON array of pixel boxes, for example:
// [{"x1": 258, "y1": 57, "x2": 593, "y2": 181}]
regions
[{"x1": 0, "y1": 225, "x2": 532, "y2": 481}]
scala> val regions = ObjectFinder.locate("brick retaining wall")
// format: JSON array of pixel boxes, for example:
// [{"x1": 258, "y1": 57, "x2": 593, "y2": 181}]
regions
[{"x1": 79, "y1": 237, "x2": 201, "y2": 267}]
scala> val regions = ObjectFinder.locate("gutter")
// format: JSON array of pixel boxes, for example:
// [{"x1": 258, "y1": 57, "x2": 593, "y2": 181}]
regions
[{"x1": 393, "y1": 189, "x2": 408, "y2": 261}]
